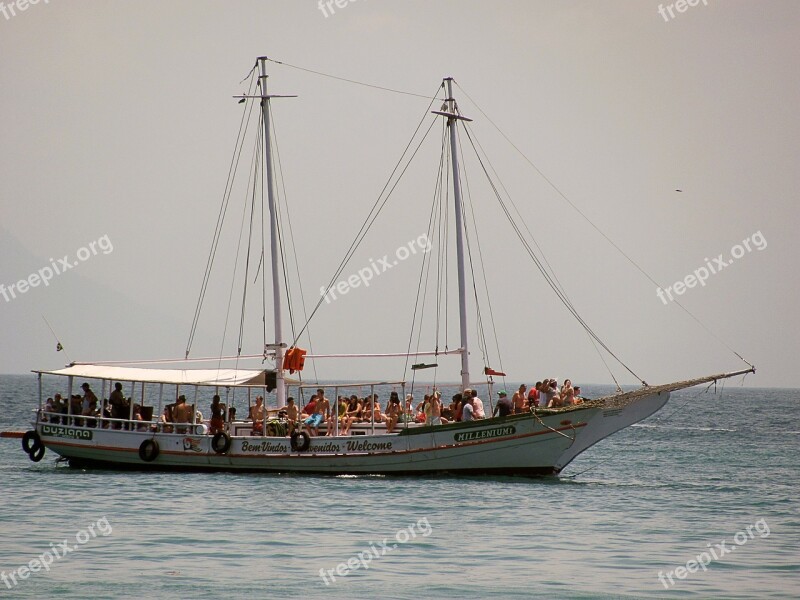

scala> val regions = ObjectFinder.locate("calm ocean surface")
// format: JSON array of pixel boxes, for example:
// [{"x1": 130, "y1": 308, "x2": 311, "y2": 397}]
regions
[{"x1": 0, "y1": 374, "x2": 797, "y2": 599}]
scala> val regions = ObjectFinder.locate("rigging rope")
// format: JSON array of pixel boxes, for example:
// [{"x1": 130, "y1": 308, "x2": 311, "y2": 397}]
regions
[
  {"x1": 454, "y1": 81, "x2": 753, "y2": 371},
  {"x1": 463, "y1": 121, "x2": 623, "y2": 391},
  {"x1": 187, "y1": 71, "x2": 258, "y2": 358},
  {"x1": 402, "y1": 121, "x2": 448, "y2": 388},
  {"x1": 217, "y1": 121, "x2": 264, "y2": 372},
  {"x1": 455, "y1": 125, "x2": 506, "y2": 390},
  {"x1": 270, "y1": 103, "x2": 320, "y2": 382},
  {"x1": 461, "y1": 123, "x2": 647, "y2": 385},
  {"x1": 264, "y1": 57, "x2": 443, "y2": 100},
  {"x1": 291, "y1": 85, "x2": 444, "y2": 346}
]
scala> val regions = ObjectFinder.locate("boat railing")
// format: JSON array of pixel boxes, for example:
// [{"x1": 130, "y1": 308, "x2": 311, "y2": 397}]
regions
[{"x1": 37, "y1": 409, "x2": 208, "y2": 435}]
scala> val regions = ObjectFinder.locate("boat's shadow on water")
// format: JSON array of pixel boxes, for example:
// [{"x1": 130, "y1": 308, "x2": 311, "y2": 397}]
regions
[{"x1": 32, "y1": 459, "x2": 585, "y2": 485}]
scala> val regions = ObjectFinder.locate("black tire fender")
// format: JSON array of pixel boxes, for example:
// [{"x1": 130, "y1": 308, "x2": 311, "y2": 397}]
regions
[
  {"x1": 290, "y1": 431, "x2": 311, "y2": 452},
  {"x1": 138, "y1": 439, "x2": 159, "y2": 462},
  {"x1": 211, "y1": 432, "x2": 232, "y2": 455},
  {"x1": 29, "y1": 444, "x2": 46, "y2": 462},
  {"x1": 22, "y1": 430, "x2": 42, "y2": 455}
]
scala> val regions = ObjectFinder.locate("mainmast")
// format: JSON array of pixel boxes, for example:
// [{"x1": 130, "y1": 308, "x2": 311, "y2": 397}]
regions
[
  {"x1": 257, "y1": 56, "x2": 287, "y2": 407},
  {"x1": 435, "y1": 78, "x2": 473, "y2": 393}
]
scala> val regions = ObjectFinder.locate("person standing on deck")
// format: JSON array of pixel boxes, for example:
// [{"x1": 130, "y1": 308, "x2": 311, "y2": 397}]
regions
[
  {"x1": 461, "y1": 396, "x2": 476, "y2": 422},
  {"x1": 512, "y1": 385, "x2": 528, "y2": 414},
  {"x1": 173, "y1": 395, "x2": 194, "y2": 434},
  {"x1": 209, "y1": 395, "x2": 225, "y2": 434},
  {"x1": 528, "y1": 383, "x2": 541, "y2": 408},
  {"x1": 470, "y1": 389, "x2": 485, "y2": 419},
  {"x1": 492, "y1": 391, "x2": 513, "y2": 417},
  {"x1": 108, "y1": 382, "x2": 127, "y2": 428}
]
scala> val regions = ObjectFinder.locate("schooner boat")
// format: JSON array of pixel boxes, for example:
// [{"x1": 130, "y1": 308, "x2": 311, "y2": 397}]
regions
[{"x1": 21, "y1": 57, "x2": 754, "y2": 475}]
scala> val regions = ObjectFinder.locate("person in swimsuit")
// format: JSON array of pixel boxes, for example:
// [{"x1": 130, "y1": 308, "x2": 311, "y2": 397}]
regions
[
  {"x1": 385, "y1": 396, "x2": 402, "y2": 433},
  {"x1": 304, "y1": 391, "x2": 329, "y2": 436},
  {"x1": 209, "y1": 394, "x2": 225, "y2": 434},
  {"x1": 251, "y1": 396, "x2": 266, "y2": 435},
  {"x1": 285, "y1": 397, "x2": 299, "y2": 434},
  {"x1": 425, "y1": 391, "x2": 444, "y2": 426}
]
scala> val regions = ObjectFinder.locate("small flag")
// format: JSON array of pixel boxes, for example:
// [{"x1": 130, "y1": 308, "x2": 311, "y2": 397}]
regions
[
  {"x1": 484, "y1": 367, "x2": 506, "y2": 377},
  {"x1": 56, "y1": 342, "x2": 63, "y2": 352}
]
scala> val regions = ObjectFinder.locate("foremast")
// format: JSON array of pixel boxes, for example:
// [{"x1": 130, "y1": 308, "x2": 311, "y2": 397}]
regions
[
  {"x1": 257, "y1": 56, "x2": 287, "y2": 407},
  {"x1": 436, "y1": 77, "x2": 473, "y2": 393}
]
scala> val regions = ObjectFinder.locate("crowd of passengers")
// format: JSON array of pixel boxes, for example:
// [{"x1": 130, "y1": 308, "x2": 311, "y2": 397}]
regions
[
  {"x1": 265, "y1": 380, "x2": 586, "y2": 438},
  {"x1": 41, "y1": 382, "x2": 208, "y2": 433},
  {"x1": 41, "y1": 379, "x2": 587, "y2": 437}
]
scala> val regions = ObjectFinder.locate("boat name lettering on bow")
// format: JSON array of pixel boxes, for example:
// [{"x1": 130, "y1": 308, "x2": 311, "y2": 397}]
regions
[
  {"x1": 41, "y1": 425, "x2": 92, "y2": 440},
  {"x1": 454, "y1": 426, "x2": 516, "y2": 443}
]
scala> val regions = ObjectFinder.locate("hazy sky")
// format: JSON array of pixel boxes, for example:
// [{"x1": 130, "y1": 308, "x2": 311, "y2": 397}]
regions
[{"x1": 1, "y1": 1, "x2": 798, "y2": 388}]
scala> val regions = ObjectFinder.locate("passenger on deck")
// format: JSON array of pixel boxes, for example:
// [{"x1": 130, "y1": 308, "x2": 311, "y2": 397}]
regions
[
  {"x1": 492, "y1": 390, "x2": 514, "y2": 417},
  {"x1": 341, "y1": 395, "x2": 362, "y2": 436},
  {"x1": 82, "y1": 392, "x2": 98, "y2": 427},
  {"x1": 160, "y1": 404, "x2": 175, "y2": 433},
  {"x1": 370, "y1": 395, "x2": 384, "y2": 423},
  {"x1": 209, "y1": 395, "x2": 225, "y2": 434},
  {"x1": 363, "y1": 394, "x2": 384, "y2": 423},
  {"x1": 300, "y1": 395, "x2": 318, "y2": 420},
  {"x1": 304, "y1": 391, "x2": 329, "y2": 436},
  {"x1": 385, "y1": 396, "x2": 402, "y2": 433},
  {"x1": 386, "y1": 391, "x2": 396, "y2": 413},
  {"x1": 52, "y1": 394, "x2": 65, "y2": 423},
  {"x1": 361, "y1": 396, "x2": 372, "y2": 418},
  {"x1": 251, "y1": 396, "x2": 266, "y2": 435},
  {"x1": 330, "y1": 396, "x2": 348, "y2": 436},
  {"x1": 461, "y1": 395, "x2": 476, "y2": 422},
  {"x1": 562, "y1": 381, "x2": 576, "y2": 406},
  {"x1": 545, "y1": 380, "x2": 562, "y2": 408},
  {"x1": 400, "y1": 394, "x2": 414, "y2": 423},
  {"x1": 328, "y1": 396, "x2": 350, "y2": 435},
  {"x1": 108, "y1": 382, "x2": 127, "y2": 429},
  {"x1": 285, "y1": 397, "x2": 299, "y2": 434},
  {"x1": 452, "y1": 393, "x2": 464, "y2": 421},
  {"x1": 173, "y1": 395, "x2": 194, "y2": 434},
  {"x1": 310, "y1": 389, "x2": 335, "y2": 436},
  {"x1": 573, "y1": 386, "x2": 585, "y2": 403},
  {"x1": 440, "y1": 395, "x2": 454, "y2": 421},
  {"x1": 47, "y1": 394, "x2": 61, "y2": 423},
  {"x1": 132, "y1": 405, "x2": 146, "y2": 431},
  {"x1": 79, "y1": 383, "x2": 98, "y2": 426},
  {"x1": 470, "y1": 389, "x2": 485, "y2": 419},
  {"x1": 41, "y1": 397, "x2": 54, "y2": 422},
  {"x1": 512, "y1": 385, "x2": 528, "y2": 414},
  {"x1": 412, "y1": 395, "x2": 427, "y2": 423},
  {"x1": 228, "y1": 406, "x2": 237, "y2": 422},
  {"x1": 425, "y1": 391, "x2": 445, "y2": 426},
  {"x1": 529, "y1": 383, "x2": 541, "y2": 408},
  {"x1": 70, "y1": 395, "x2": 83, "y2": 421}
]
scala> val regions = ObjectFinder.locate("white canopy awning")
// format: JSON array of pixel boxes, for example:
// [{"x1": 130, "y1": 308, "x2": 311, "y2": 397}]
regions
[{"x1": 34, "y1": 364, "x2": 296, "y2": 387}]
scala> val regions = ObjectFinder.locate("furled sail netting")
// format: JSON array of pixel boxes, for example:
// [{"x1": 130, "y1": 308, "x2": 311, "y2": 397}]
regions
[{"x1": 577, "y1": 367, "x2": 755, "y2": 410}]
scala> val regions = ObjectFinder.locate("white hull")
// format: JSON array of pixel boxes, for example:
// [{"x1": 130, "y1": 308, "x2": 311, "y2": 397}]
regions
[{"x1": 34, "y1": 391, "x2": 669, "y2": 476}]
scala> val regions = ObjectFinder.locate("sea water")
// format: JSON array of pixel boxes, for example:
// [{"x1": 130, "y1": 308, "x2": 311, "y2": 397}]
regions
[{"x1": 0, "y1": 374, "x2": 797, "y2": 599}]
